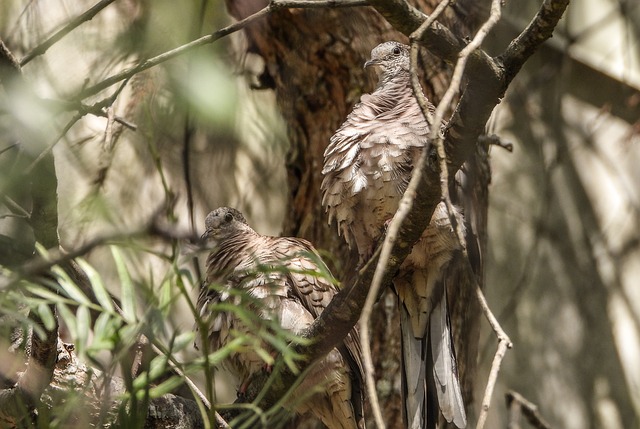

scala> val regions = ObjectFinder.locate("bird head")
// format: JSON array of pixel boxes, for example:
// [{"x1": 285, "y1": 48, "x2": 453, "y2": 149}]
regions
[
  {"x1": 364, "y1": 41, "x2": 410, "y2": 77},
  {"x1": 202, "y1": 207, "x2": 250, "y2": 241}
]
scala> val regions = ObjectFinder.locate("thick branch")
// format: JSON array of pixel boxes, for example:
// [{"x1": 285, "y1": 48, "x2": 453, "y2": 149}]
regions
[
  {"x1": 499, "y1": 0, "x2": 572, "y2": 85},
  {"x1": 368, "y1": 0, "x2": 571, "y2": 163}
]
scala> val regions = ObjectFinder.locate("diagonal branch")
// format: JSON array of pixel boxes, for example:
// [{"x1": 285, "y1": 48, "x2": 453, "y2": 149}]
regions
[
  {"x1": 75, "y1": 0, "x2": 368, "y2": 100},
  {"x1": 499, "y1": 0, "x2": 572, "y2": 84},
  {"x1": 506, "y1": 390, "x2": 553, "y2": 429},
  {"x1": 368, "y1": 0, "x2": 571, "y2": 166},
  {"x1": 20, "y1": 0, "x2": 118, "y2": 66}
]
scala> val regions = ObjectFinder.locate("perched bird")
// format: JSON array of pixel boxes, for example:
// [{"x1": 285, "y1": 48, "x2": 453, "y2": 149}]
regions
[
  {"x1": 321, "y1": 41, "x2": 467, "y2": 429},
  {"x1": 196, "y1": 207, "x2": 365, "y2": 429}
]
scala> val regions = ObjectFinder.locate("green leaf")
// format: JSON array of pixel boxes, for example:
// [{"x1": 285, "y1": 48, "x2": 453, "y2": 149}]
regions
[
  {"x1": 146, "y1": 376, "x2": 184, "y2": 399},
  {"x1": 77, "y1": 258, "x2": 115, "y2": 314},
  {"x1": 57, "y1": 303, "x2": 77, "y2": 340},
  {"x1": 76, "y1": 306, "x2": 90, "y2": 353},
  {"x1": 254, "y1": 346, "x2": 275, "y2": 367},
  {"x1": 53, "y1": 265, "x2": 91, "y2": 306},
  {"x1": 172, "y1": 331, "x2": 195, "y2": 353},
  {"x1": 119, "y1": 323, "x2": 141, "y2": 348},
  {"x1": 36, "y1": 303, "x2": 56, "y2": 332},
  {"x1": 158, "y1": 278, "x2": 172, "y2": 311},
  {"x1": 23, "y1": 283, "x2": 68, "y2": 304},
  {"x1": 111, "y1": 246, "x2": 136, "y2": 322},
  {"x1": 149, "y1": 356, "x2": 169, "y2": 381},
  {"x1": 93, "y1": 311, "x2": 115, "y2": 341}
]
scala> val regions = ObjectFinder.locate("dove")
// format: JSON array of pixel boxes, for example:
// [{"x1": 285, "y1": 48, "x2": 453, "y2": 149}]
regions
[
  {"x1": 196, "y1": 207, "x2": 365, "y2": 429},
  {"x1": 322, "y1": 41, "x2": 466, "y2": 429}
]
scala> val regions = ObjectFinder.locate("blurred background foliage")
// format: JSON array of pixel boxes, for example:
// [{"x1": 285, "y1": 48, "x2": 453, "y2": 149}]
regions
[{"x1": 0, "y1": 0, "x2": 639, "y2": 428}]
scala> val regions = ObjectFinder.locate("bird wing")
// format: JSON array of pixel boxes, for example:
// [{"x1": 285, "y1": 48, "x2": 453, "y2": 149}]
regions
[{"x1": 271, "y1": 236, "x2": 366, "y2": 428}]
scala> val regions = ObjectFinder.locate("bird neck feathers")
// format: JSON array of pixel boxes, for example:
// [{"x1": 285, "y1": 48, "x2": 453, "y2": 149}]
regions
[
  {"x1": 363, "y1": 69, "x2": 416, "y2": 114},
  {"x1": 206, "y1": 231, "x2": 256, "y2": 274},
  {"x1": 376, "y1": 67, "x2": 411, "y2": 92}
]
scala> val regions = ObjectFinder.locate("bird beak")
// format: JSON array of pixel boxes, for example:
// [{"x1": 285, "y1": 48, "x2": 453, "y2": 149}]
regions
[
  {"x1": 364, "y1": 59, "x2": 379, "y2": 69},
  {"x1": 200, "y1": 230, "x2": 210, "y2": 241}
]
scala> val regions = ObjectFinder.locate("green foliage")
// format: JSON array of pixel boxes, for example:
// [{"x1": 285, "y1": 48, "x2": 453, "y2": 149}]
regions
[{"x1": 0, "y1": 240, "x2": 337, "y2": 428}]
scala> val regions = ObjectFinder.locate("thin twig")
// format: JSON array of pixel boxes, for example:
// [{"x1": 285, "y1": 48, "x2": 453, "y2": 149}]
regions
[
  {"x1": 479, "y1": 134, "x2": 513, "y2": 152},
  {"x1": 426, "y1": 2, "x2": 513, "y2": 427},
  {"x1": 476, "y1": 337, "x2": 510, "y2": 429},
  {"x1": 505, "y1": 390, "x2": 553, "y2": 429},
  {"x1": 409, "y1": 0, "x2": 450, "y2": 127},
  {"x1": 473, "y1": 258, "x2": 512, "y2": 429},
  {"x1": 9, "y1": 214, "x2": 196, "y2": 287},
  {"x1": 20, "y1": 0, "x2": 118, "y2": 66},
  {"x1": 23, "y1": 79, "x2": 131, "y2": 176},
  {"x1": 428, "y1": 0, "x2": 503, "y2": 251},
  {"x1": 147, "y1": 342, "x2": 230, "y2": 428},
  {"x1": 2, "y1": 195, "x2": 31, "y2": 218},
  {"x1": 23, "y1": 113, "x2": 83, "y2": 175},
  {"x1": 0, "y1": 142, "x2": 19, "y2": 156},
  {"x1": 53, "y1": 95, "x2": 138, "y2": 130},
  {"x1": 75, "y1": 0, "x2": 367, "y2": 100}
]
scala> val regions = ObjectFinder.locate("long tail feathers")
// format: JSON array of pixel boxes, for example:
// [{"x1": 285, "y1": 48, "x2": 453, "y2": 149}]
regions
[
  {"x1": 430, "y1": 292, "x2": 467, "y2": 428},
  {"x1": 400, "y1": 304, "x2": 428, "y2": 429},
  {"x1": 400, "y1": 294, "x2": 467, "y2": 429}
]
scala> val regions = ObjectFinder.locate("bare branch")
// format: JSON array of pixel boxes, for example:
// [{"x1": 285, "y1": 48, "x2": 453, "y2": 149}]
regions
[
  {"x1": 20, "y1": 0, "x2": 118, "y2": 66},
  {"x1": 475, "y1": 280, "x2": 512, "y2": 429},
  {"x1": 148, "y1": 340, "x2": 230, "y2": 428},
  {"x1": 499, "y1": 0, "x2": 573, "y2": 85},
  {"x1": 506, "y1": 390, "x2": 553, "y2": 429},
  {"x1": 479, "y1": 133, "x2": 513, "y2": 152},
  {"x1": 422, "y1": 1, "x2": 514, "y2": 425},
  {"x1": 272, "y1": 0, "x2": 368, "y2": 7},
  {"x1": 75, "y1": 0, "x2": 368, "y2": 100},
  {"x1": 476, "y1": 337, "x2": 510, "y2": 429}
]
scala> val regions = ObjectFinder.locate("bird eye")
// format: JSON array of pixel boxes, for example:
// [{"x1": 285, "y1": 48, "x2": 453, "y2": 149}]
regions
[
  {"x1": 224, "y1": 213, "x2": 233, "y2": 222},
  {"x1": 392, "y1": 47, "x2": 401, "y2": 55}
]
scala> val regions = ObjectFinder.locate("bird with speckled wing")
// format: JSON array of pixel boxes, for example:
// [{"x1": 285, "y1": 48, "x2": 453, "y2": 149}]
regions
[
  {"x1": 196, "y1": 207, "x2": 366, "y2": 429},
  {"x1": 321, "y1": 41, "x2": 467, "y2": 429}
]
